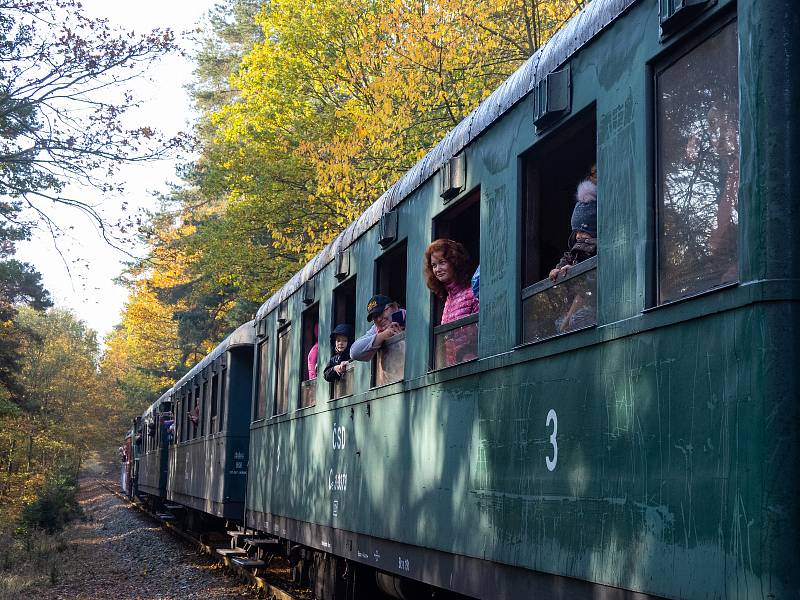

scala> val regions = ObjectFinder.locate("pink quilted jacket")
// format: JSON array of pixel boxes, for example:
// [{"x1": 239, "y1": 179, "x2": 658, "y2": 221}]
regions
[{"x1": 441, "y1": 281, "x2": 479, "y2": 324}]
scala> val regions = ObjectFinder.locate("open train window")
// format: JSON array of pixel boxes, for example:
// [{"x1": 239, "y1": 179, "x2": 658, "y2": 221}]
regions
[
  {"x1": 200, "y1": 378, "x2": 207, "y2": 438},
  {"x1": 174, "y1": 392, "x2": 182, "y2": 444},
  {"x1": 175, "y1": 389, "x2": 181, "y2": 443},
  {"x1": 655, "y1": 18, "x2": 739, "y2": 304},
  {"x1": 430, "y1": 190, "x2": 480, "y2": 370},
  {"x1": 299, "y1": 304, "x2": 319, "y2": 409},
  {"x1": 210, "y1": 367, "x2": 219, "y2": 434},
  {"x1": 182, "y1": 385, "x2": 190, "y2": 442},
  {"x1": 218, "y1": 363, "x2": 227, "y2": 432},
  {"x1": 372, "y1": 241, "x2": 407, "y2": 387},
  {"x1": 274, "y1": 325, "x2": 291, "y2": 416},
  {"x1": 177, "y1": 388, "x2": 184, "y2": 443},
  {"x1": 521, "y1": 108, "x2": 597, "y2": 343},
  {"x1": 192, "y1": 382, "x2": 201, "y2": 439},
  {"x1": 331, "y1": 276, "x2": 356, "y2": 399},
  {"x1": 254, "y1": 339, "x2": 269, "y2": 421}
]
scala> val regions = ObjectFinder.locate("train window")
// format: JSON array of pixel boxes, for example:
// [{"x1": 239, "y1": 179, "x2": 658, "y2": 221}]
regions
[
  {"x1": 254, "y1": 340, "x2": 269, "y2": 421},
  {"x1": 656, "y1": 19, "x2": 739, "y2": 304},
  {"x1": 430, "y1": 190, "x2": 480, "y2": 369},
  {"x1": 174, "y1": 394, "x2": 181, "y2": 444},
  {"x1": 373, "y1": 242, "x2": 407, "y2": 387},
  {"x1": 274, "y1": 325, "x2": 291, "y2": 416},
  {"x1": 200, "y1": 370, "x2": 209, "y2": 437},
  {"x1": 218, "y1": 365, "x2": 227, "y2": 432},
  {"x1": 200, "y1": 379, "x2": 207, "y2": 437},
  {"x1": 192, "y1": 383, "x2": 201, "y2": 439},
  {"x1": 331, "y1": 276, "x2": 357, "y2": 400},
  {"x1": 210, "y1": 369, "x2": 219, "y2": 434},
  {"x1": 177, "y1": 389, "x2": 183, "y2": 443},
  {"x1": 179, "y1": 393, "x2": 185, "y2": 443},
  {"x1": 299, "y1": 304, "x2": 319, "y2": 409},
  {"x1": 181, "y1": 386, "x2": 189, "y2": 442},
  {"x1": 521, "y1": 109, "x2": 597, "y2": 343}
]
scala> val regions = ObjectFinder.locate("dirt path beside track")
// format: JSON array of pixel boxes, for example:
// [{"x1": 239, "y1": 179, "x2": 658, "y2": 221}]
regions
[{"x1": 39, "y1": 478, "x2": 255, "y2": 600}]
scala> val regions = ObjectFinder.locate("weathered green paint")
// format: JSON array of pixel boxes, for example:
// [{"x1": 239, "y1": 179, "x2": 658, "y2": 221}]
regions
[
  {"x1": 246, "y1": 0, "x2": 800, "y2": 597},
  {"x1": 167, "y1": 345, "x2": 253, "y2": 518}
]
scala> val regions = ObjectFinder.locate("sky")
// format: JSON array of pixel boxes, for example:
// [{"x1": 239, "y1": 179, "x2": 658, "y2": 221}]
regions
[{"x1": 15, "y1": 0, "x2": 219, "y2": 343}]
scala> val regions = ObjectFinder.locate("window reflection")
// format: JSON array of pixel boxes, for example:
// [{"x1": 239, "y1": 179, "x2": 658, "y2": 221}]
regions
[
  {"x1": 434, "y1": 319, "x2": 478, "y2": 369},
  {"x1": 522, "y1": 265, "x2": 597, "y2": 343},
  {"x1": 657, "y1": 21, "x2": 739, "y2": 303}
]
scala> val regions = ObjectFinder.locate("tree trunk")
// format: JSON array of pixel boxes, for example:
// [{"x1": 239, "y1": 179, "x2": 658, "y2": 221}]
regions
[
  {"x1": 6, "y1": 439, "x2": 15, "y2": 474},
  {"x1": 26, "y1": 435, "x2": 33, "y2": 472}
]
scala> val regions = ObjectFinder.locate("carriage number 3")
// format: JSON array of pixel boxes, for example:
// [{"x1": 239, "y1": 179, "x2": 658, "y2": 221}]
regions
[{"x1": 545, "y1": 409, "x2": 558, "y2": 472}]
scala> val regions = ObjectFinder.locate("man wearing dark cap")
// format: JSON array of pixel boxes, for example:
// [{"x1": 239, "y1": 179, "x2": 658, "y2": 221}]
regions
[{"x1": 349, "y1": 294, "x2": 406, "y2": 362}]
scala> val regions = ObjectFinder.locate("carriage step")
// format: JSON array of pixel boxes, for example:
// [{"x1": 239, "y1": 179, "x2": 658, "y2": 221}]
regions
[
  {"x1": 216, "y1": 548, "x2": 248, "y2": 557},
  {"x1": 163, "y1": 503, "x2": 183, "y2": 510},
  {"x1": 231, "y1": 557, "x2": 266, "y2": 569},
  {"x1": 226, "y1": 529, "x2": 247, "y2": 537},
  {"x1": 156, "y1": 513, "x2": 176, "y2": 521},
  {"x1": 243, "y1": 537, "x2": 281, "y2": 547}
]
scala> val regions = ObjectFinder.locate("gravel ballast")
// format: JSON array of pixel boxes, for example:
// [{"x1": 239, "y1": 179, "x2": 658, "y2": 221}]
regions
[{"x1": 40, "y1": 478, "x2": 255, "y2": 600}]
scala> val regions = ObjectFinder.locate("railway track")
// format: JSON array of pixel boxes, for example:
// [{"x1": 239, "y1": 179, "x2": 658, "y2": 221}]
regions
[{"x1": 103, "y1": 482, "x2": 305, "y2": 600}]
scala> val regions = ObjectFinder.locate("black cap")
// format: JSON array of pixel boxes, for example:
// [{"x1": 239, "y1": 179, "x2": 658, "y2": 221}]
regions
[
  {"x1": 330, "y1": 323, "x2": 354, "y2": 341},
  {"x1": 366, "y1": 294, "x2": 393, "y2": 321}
]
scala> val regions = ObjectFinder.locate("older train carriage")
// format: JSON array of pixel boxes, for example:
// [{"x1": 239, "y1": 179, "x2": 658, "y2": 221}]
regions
[
  {"x1": 120, "y1": 427, "x2": 134, "y2": 498},
  {"x1": 166, "y1": 321, "x2": 255, "y2": 520},
  {"x1": 136, "y1": 394, "x2": 172, "y2": 501},
  {"x1": 242, "y1": 0, "x2": 800, "y2": 598}
]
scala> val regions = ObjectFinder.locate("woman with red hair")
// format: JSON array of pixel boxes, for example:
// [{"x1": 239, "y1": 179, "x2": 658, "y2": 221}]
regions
[{"x1": 424, "y1": 239, "x2": 479, "y2": 364}]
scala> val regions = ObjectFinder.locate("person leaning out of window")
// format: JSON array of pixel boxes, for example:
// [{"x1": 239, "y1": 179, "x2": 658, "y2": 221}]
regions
[
  {"x1": 424, "y1": 239, "x2": 480, "y2": 364},
  {"x1": 349, "y1": 295, "x2": 406, "y2": 362},
  {"x1": 549, "y1": 165, "x2": 597, "y2": 282},
  {"x1": 323, "y1": 323, "x2": 354, "y2": 381}
]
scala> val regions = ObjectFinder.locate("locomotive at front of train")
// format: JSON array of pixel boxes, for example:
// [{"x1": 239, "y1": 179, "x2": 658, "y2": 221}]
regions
[
  {"x1": 166, "y1": 321, "x2": 255, "y2": 522},
  {"x1": 231, "y1": 0, "x2": 800, "y2": 598}
]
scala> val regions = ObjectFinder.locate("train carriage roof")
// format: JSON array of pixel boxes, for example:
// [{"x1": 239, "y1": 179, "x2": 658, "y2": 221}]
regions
[
  {"x1": 138, "y1": 320, "x2": 255, "y2": 421},
  {"x1": 255, "y1": 0, "x2": 635, "y2": 321},
  {"x1": 171, "y1": 319, "x2": 256, "y2": 392}
]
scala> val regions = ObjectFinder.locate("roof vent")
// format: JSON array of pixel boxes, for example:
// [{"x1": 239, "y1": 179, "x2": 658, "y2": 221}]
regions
[
  {"x1": 256, "y1": 317, "x2": 267, "y2": 338},
  {"x1": 334, "y1": 249, "x2": 351, "y2": 281},
  {"x1": 302, "y1": 278, "x2": 316, "y2": 305},
  {"x1": 660, "y1": 0, "x2": 714, "y2": 37},
  {"x1": 378, "y1": 211, "x2": 399, "y2": 248},
  {"x1": 277, "y1": 301, "x2": 289, "y2": 326},
  {"x1": 533, "y1": 65, "x2": 571, "y2": 131},
  {"x1": 440, "y1": 154, "x2": 465, "y2": 202}
]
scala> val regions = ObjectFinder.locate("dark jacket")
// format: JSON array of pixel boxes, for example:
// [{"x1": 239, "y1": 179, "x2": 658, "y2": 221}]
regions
[
  {"x1": 555, "y1": 233, "x2": 597, "y2": 270},
  {"x1": 323, "y1": 350, "x2": 350, "y2": 382}
]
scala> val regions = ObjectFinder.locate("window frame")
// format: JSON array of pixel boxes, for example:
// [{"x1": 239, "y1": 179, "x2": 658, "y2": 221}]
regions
[
  {"x1": 200, "y1": 373, "x2": 208, "y2": 438},
  {"x1": 330, "y1": 275, "x2": 358, "y2": 401},
  {"x1": 518, "y1": 106, "x2": 598, "y2": 346},
  {"x1": 253, "y1": 338, "x2": 270, "y2": 422},
  {"x1": 273, "y1": 324, "x2": 292, "y2": 417},
  {"x1": 298, "y1": 302, "x2": 320, "y2": 410},
  {"x1": 210, "y1": 365, "x2": 219, "y2": 434},
  {"x1": 652, "y1": 14, "x2": 740, "y2": 306},
  {"x1": 429, "y1": 188, "x2": 481, "y2": 371},
  {"x1": 218, "y1": 363, "x2": 227, "y2": 432},
  {"x1": 371, "y1": 240, "x2": 408, "y2": 388}
]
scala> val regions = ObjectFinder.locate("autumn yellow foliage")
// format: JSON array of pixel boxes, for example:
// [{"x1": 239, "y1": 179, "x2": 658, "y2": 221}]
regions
[{"x1": 111, "y1": 0, "x2": 586, "y2": 408}]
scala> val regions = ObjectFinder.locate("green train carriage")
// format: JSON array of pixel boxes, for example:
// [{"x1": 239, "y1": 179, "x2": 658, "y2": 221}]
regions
[{"x1": 243, "y1": 0, "x2": 800, "y2": 597}]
